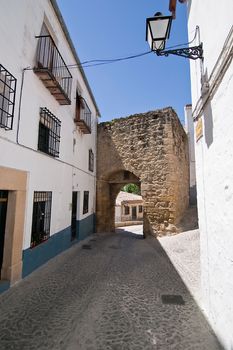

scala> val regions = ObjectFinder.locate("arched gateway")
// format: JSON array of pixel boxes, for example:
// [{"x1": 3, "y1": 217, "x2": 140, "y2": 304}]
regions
[{"x1": 96, "y1": 108, "x2": 189, "y2": 237}]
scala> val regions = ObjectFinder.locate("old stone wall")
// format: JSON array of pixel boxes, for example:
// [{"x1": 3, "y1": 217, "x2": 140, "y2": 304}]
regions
[{"x1": 97, "y1": 108, "x2": 189, "y2": 236}]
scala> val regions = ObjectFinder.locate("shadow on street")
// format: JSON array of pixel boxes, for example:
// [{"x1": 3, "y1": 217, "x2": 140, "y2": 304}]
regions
[{"x1": 0, "y1": 226, "x2": 223, "y2": 350}]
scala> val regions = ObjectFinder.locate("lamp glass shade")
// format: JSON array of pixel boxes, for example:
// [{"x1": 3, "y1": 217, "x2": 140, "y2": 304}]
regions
[{"x1": 146, "y1": 15, "x2": 172, "y2": 51}]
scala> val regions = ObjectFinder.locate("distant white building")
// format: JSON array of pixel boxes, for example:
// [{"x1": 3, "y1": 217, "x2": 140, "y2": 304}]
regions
[
  {"x1": 115, "y1": 191, "x2": 143, "y2": 225},
  {"x1": 177, "y1": 0, "x2": 233, "y2": 348},
  {"x1": 0, "y1": 0, "x2": 100, "y2": 292}
]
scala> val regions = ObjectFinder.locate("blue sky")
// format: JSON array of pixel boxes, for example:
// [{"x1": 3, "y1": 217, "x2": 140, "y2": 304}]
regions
[{"x1": 57, "y1": 0, "x2": 191, "y2": 124}]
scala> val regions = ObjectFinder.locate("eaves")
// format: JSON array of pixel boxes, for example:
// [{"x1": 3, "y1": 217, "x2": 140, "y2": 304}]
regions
[{"x1": 50, "y1": 0, "x2": 101, "y2": 117}]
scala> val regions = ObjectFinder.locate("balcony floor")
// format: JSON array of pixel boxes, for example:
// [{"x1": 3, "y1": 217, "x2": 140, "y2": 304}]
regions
[
  {"x1": 34, "y1": 68, "x2": 71, "y2": 105},
  {"x1": 75, "y1": 119, "x2": 91, "y2": 134}
]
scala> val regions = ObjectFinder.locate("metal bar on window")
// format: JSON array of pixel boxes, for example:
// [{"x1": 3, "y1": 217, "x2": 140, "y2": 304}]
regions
[
  {"x1": 34, "y1": 35, "x2": 72, "y2": 101},
  {"x1": 38, "y1": 107, "x2": 61, "y2": 157},
  {"x1": 0, "y1": 64, "x2": 17, "y2": 130},
  {"x1": 31, "y1": 191, "x2": 52, "y2": 247}
]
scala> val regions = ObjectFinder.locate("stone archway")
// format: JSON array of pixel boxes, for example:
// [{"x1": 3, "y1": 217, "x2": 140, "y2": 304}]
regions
[
  {"x1": 97, "y1": 108, "x2": 189, "y2": 237},
  {"x1": 97, "y1": 169, "x2": 141, "y2": 232}
]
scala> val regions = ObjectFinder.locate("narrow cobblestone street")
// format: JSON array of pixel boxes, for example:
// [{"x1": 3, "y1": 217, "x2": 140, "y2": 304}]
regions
[{"x1": 0, "y1": 226, "x2": 222, "y2": 350}]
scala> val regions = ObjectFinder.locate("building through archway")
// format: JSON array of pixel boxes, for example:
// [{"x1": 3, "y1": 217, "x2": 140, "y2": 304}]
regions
[{"x1": 97, "y1": 108, "x2": 189, "y2": 237}]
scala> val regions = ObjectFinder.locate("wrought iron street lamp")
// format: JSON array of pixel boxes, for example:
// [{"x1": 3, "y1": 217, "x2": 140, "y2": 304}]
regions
[{"x1": 146, "y1": 12, "x2": 203, "y2": 60}]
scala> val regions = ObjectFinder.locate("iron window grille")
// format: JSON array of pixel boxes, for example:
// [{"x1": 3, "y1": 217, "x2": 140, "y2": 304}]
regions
[
  {"x1": 124, "y1": 206, "x2": 130, "y2": 215},
  {"x1": 38, "y1": 107, "x2": 61, "y2": 157},
  {"x1": 83, "y1": 191, "x2": 89, "y2": 214},
  {"x1": 0, "y1": 64, "x2": 16, "y2": 130},
  {"x1": 31, "y1": 191, "x2": 52, "y2": 247},
  {"x1": 139, "y1": 205, "x2": 143, "y2": 213},
  {"x1": 89, "y1": 149, "x2": 94, "y2": 172}
]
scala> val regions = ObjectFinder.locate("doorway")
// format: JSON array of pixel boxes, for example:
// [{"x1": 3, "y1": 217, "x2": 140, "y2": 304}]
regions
[
  {"x1": 71, "y1": 191, "x2": 78, "y2": 240},
  {"x1": 0, "y1": 190, "x2": 8, "y2": 278},
  {"x1": 132, "y1": 206, "x2": 137, "y2": 220}
]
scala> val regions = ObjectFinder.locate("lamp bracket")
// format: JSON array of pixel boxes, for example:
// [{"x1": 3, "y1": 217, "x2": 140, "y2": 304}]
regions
[{"x1": 156, "y1": 43, "x2": 203, "y2": 60}]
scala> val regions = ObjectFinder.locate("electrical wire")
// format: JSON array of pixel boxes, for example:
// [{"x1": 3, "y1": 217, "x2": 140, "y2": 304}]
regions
[
  {"x1": 24, "y1": 26, "x2": 199, "y2": 71},
  {"x1": 68, "y1": 50, "x2": 152, "y2": 68},
  {"x1": 79, "y1": 27, "x2": 199, "y2": 68},
  {"x1": 165, "y1": 26, "x2": 198, "y2": 50},
  {"x1": 24, "y1": 50, "x2": 152, "y2": 71}
]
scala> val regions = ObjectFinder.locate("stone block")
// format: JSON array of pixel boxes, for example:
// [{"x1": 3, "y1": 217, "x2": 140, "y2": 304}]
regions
[{"x1": 97, "y1": 108, "x2": 189, "y2": 236}]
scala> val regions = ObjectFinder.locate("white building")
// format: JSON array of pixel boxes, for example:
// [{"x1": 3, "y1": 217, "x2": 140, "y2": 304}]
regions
[
  {"x1": 184, "y1": 104, "x2": 196, "y2": 205},
  {"x1": 115, "y1": 191, "x2": 143, "y2": 225},
  {"x1": 0, "y1": 0, "x2": 100, "y2": 293},
  {"x1": 174, "y1": 0, "x2": 233, "y2": 348}
]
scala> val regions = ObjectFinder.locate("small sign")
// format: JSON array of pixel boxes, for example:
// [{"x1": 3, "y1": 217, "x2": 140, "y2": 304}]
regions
[{"x1": 195, "y1": 117, "x2": 203, "y2": 141}]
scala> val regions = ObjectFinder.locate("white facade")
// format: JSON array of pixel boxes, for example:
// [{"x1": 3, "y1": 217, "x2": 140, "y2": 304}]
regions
[
  {"x1": 187, "y1": 1, "x2": 233, "y2": 348},
  {"x1": 0, "y1": 0, "x2": 99, "y2": 286},
  {"x1": 115, "y1": 191, "x2": 143, "y2": 223},
  {"x1": 184, "y1": 104, "x2": 196, "y2": 204}
]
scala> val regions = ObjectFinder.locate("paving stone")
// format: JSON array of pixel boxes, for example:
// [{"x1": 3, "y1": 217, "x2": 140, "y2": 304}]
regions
[{"x1": 0, "y1": 226, "x2": 222, "y2": 350}]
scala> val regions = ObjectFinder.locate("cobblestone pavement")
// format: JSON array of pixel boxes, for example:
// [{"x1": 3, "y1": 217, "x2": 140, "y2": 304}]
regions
[
  {"x1": 0, "y1": 226, "x2": 222, "y2": 350},
  {"x1": 158, "y1": 228, "x2": 201, "y2": 304}
]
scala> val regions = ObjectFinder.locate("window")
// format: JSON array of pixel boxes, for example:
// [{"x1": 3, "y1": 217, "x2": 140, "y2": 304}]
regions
[
  {"x1": 31, "y1": 191, "x2": 52, "y2": 247},
  {"x1": 34, "y1": 24, "x2": 72, "y2": 105},
  {"x1": 38, "y1": 107, "x2": 61, "y2": 157},
  {"x1": 139, "y1": 205, "x2": 143, "y2": 213},
  {"x1": 124, "y1": 171, "x2": 130, "y2": 180},
  {"x1": 124, "y1": 206, "x2": 130, "y2": 215},
  {"x1": 40, "y1": 22, "x2": 55, "y2": 41},
  {"x1": 75, "y1": 95, "x2": 92, "y2": 133},
  {"x1": 89, "y1": 149, "x2": 94, "y2": 172},
  {"x1": 83, "y1": 191, "x2": 89, "y2": 214},
  {"x1": 0, "y1": 64, "x2": 16, "y2": 130}
]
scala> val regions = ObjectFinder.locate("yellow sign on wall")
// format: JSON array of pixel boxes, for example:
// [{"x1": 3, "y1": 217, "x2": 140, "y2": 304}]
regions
[{"x1": 195, "y1": 117, "x2": 203, "y2": 141}]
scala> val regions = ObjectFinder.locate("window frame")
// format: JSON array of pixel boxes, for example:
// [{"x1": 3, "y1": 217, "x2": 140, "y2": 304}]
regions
[
  {"x1": 31, "y1": 191, "x2": 52, "y2": 248},
  {"x1": 0, "y1": 64, "x2": 17, "y2": 130},
  {"x1": 83, "y1": 191, "x2": 89, "y2": 214},
  {"x1": 75, "y1": 94, "x2": 92, "y2": 132},
  {"x1": 38, "y1": 107, "x2": 61, "y2": 157},
  {"x1": 124, "y1": 205, "x2": 130, "y2": 215},
  {"x1": 89, "y1": 149, "x2": 94, "y2": 172}
]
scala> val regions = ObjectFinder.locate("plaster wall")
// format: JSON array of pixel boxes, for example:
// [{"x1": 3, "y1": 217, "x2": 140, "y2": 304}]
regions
[
  {"x1": 0, "y1": 1, "x2": 98, "y2": 259},
  {"x1": 187, "y1": 1, "x2": 233, "y2": 348},
  {"x1": 115, "y1": 206, "x2": 121, "y2": 222},
  {"x1": 119, "y1": 202, "x2": 143, "y2": 223},
  {"x1": 0, "y1": 0, "x2": 97, "y2": 165},
  {"x1": 184, "y1": 104, "x2": 196, "y2": 204}
]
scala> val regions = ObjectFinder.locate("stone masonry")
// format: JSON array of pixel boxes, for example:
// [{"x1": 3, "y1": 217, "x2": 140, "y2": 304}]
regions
[{"x1": 97, "y1": 108, "x2": 189, "y2": 237}]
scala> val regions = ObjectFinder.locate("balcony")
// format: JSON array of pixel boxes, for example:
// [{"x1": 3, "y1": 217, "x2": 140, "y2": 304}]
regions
[
  {"x1": 74, "y1": 96, "x2": 92, "y2": 134},
  {"x1": 34, "y1": 35, "x2": 72, "y2": 105}
]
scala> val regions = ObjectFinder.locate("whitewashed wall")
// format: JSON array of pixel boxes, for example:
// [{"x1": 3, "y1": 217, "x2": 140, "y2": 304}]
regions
[
  {"x1": 187, "y1": 0, "x2": 233, "y2": 348},
  {"x1": 115, "y1": 206, "x2": 121, "y2": 222},
  {"x1": 184, "y1": 104, "x2": 196, "y2": 204},
  {"x1": 0, "y1": 0, "x2": 98, "y2": 249}
]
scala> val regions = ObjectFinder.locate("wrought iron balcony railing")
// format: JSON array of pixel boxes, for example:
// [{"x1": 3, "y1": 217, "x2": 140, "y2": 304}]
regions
[
  {"x1": 34, "y1": 35, "x2": 72, "y2": 105},
  {"x1": 75, "y1": 96, "x2": 92, "y2": 134}
]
